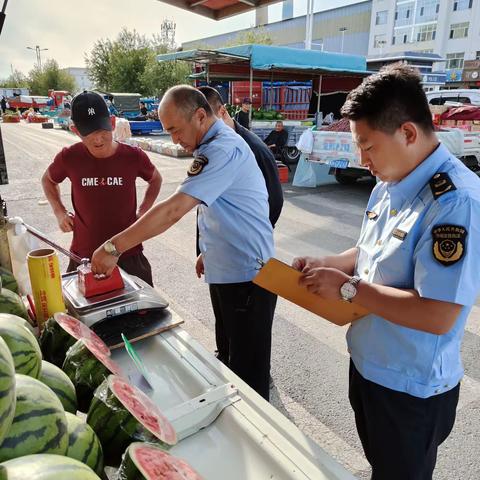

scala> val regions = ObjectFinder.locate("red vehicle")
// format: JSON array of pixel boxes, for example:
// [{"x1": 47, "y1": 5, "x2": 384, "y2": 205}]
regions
[{"x1": 7, "y1": 90, "x2": 71, "y2": 112}]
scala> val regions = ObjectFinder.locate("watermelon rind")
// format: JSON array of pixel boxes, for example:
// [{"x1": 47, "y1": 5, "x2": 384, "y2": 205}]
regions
[
  {"x1": 0, "y1": 374, "x2": 68, "y2": 462},
  {"x1": 0, "y1": 336, "x2": 16, "y2": 445},
  {"x1": 0, "y1": 453, "x2": 101, "y2": 479},
  {"x1": 62, "y1": 339, "x2": 121, "y2": 412},
  {"x1": 87, "y1": 375, "x2": 176, "y2": 467},
  {"x1": 0, "y1": 319, "x2": 42, "y2": 378},
  {"x1": 65, "y1": 411, "x2": 104, "y2": 476},
  {"x1": 0, "y1": 286, "x2": 28, "y2": 320},
  {"x1": 38, "y1": 316, "x2": 76, "y2": 367},
  {"x1": 0, "y1": 313, "x2": 35, "y2": 335},
  {"x1": 118, "y1": 442, "x2": 203, "y2": 480},
  {"x1": 0, "y1": 267, "x2": 18, "y2": 293},
  {"x1": 39, "y1": 360, "x2": 78, "y2": 413}
]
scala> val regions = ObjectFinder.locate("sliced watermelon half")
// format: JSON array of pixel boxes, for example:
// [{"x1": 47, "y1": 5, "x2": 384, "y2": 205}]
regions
[
  {"x1": 110, "y1": 375, "x2": 177, "y2": 447},
  {"x1": 119, "y1": 442, "x2": 203, "y2": 480},
  {"x1": 54, "y1": 312, "x2": 110, "y2": 357}
]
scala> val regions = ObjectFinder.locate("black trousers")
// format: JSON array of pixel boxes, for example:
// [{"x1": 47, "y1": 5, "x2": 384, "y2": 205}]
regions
[
  {"x1": 67, "y1": 251, "x2": 154, "y2": 287},
  {"x1": 349, "y1": 360, "x2": 459, "y2": 480},
  {"x1": 209, "y1": 282, "x2": 277, "y2": 401}
]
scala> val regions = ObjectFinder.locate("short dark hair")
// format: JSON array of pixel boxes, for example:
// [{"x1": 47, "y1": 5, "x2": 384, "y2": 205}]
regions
[
  {"x1": 197, "y1": 86, "x2": 224, "y2": 113},
  {"x1": 163, "y1": 85, "x2": 213, "y2": 118},
  {"x1": 341, "y1": 63, "x2": 434, "y2": 134}
]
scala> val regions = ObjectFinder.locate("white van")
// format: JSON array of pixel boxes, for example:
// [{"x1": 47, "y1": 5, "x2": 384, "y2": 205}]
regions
[{"x1": 426, "y1": 89, "x2": 480, "y2": 106}]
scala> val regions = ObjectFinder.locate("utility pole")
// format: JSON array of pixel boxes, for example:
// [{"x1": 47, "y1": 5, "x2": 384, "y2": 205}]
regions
[{"x1": 26, "y1": 45, "x2": 48, "y2": 70}]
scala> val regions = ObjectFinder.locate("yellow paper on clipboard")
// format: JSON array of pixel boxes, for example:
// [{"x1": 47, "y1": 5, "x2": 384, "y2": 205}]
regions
[{"x1": 253, "y1": 258, "x2": 369, "y2": 326}]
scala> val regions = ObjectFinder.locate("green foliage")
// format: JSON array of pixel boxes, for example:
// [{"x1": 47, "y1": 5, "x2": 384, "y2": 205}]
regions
[
  {"x1": 0, "y1": 70, "x2": 28, "y2": 88},
  {"x1": 225, "y1": 27, "x2": 273, "y2": 47},
  {"x1": 28, "y1": 60, "x2": 76, "y2": 95},
  {"x1": 85, "y1": 27, "x2": 192, "y2": 96},
  {"x1": 84, "y1": 37, "x2": 113, "y2": 92}
]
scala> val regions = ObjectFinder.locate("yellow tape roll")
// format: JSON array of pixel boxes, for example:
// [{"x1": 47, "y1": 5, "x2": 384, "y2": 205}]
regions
[{"x1": 27, "y1": 248, "x2": 66, "y2": 330}]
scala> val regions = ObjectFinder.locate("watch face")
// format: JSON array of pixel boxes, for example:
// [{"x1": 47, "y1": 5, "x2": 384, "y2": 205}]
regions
[{"x1": 341, "y1": 282, "x2": 357, "y2": 299}]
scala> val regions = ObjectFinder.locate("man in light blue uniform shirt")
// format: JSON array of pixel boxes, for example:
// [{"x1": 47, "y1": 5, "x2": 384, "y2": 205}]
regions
[
  {"x1": 293, "y1": 64, "x2": 480, "y2": 479},
  {"x1": 91, "y1": 85, "x2": 276, "y2": 400}
]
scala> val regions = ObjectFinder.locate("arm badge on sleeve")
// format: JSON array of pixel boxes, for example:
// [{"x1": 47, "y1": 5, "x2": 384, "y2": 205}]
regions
[
  {"x1": 432, "y1": 225, "x2": 467, "y2": 266},
  {"x1": 187, "y1": 155, "x2": 209, "y2": 177},
  {"x1": 429, "y1": 173, "x2": 456, "y2": 199}
]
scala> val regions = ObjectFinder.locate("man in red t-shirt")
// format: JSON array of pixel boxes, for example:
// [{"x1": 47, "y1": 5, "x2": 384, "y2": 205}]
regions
[{"x1": 41, "y1": 91, "x2": 162, "y2": 286}]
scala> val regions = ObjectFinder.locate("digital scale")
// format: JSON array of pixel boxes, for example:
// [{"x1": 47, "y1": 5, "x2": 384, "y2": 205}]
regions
[{"x1": 61, "y1": 268, "x2": 169, "y2": 327}]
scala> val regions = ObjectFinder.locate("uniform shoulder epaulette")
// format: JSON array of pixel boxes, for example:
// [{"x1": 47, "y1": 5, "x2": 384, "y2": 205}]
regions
[{"x1": 429, "y1": 172, "x2": 457, "y2": 200}]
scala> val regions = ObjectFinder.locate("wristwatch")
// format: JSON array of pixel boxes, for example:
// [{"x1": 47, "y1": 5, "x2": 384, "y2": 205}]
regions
[
  {"x1": 340, "y1": 276, "x2": 361, "y2": 302},
  {"x1": 103, "y1": 239, "x2": 121, "y2": 258}
]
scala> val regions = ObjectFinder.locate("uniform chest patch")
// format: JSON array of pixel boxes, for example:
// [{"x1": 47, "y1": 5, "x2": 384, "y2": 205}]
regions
[
  {"x1": 429, "y1": 173, "x2": 456, "y2": 199},
  {"x1": 366, "y1": 211, "x2": 378, "y2": 220},
  {"x1": 432, "y1": 224, "x2": 467, "y2": 266},
  {"x1": 187, "y1": 155, "x2": 208, "y2": 177}
]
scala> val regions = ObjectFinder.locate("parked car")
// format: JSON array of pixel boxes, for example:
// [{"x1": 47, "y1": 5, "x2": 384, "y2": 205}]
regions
[{"x1": 426, "y1": 89, "x2": 480, "y2": 106}]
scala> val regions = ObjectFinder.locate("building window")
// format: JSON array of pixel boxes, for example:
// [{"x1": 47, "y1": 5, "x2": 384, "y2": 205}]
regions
[
  {"x1": 446, "y1": 52, "x2": 465, "y2": 69},
  {"x1": 392, "y1": 26, "x2": 411, "y2": 45},
  {"x1": 415, "y1": 24, "x2": 437, "y2": 42},
  {"x1": 374, "y1": 34, "x2": 387, "y2": 48},
  {"x1": 376, "y1": 10, "x2": 388, "y2": 25},
  {"x1": 394, "y1": 4, "x2": 413, "y2": 27},
  {"x1": 449, "y1": 22, "x2": 469, "y2": 39},
  {"x1": 453, "y1": 0, "x2": 473, "y2": 11},
  {"x1": 415, "y1": 0, "x2": 440, "y2": 23}
]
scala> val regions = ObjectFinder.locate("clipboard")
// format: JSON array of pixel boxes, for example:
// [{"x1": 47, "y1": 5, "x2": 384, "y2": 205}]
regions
[{"x1": 253, "y1": 258, "x2": 369, "y2": 326}]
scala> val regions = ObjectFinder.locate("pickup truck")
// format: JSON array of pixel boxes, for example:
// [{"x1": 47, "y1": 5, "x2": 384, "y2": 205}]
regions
[{"x1": 306, "y1": 128, "x2": 478, "y2": 184}]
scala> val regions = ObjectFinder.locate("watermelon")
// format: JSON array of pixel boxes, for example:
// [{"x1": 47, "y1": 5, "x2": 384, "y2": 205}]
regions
[
  {"x1": 39, "y1": 317, "x2": 77, "y2": 367},
  {"x1": 0, "y1": 284, "x2": 28, "y2": 320},
  {"x1": 118, "y1": 442, "x2": 203, "y2": 480},
  {"x1": 0, "y1": 267, "x2": 18, "y2": 293},
  {"x1": 0, "y1": 319, "x2": 42, "y2": 378},
  {"x1": 0, "y1": 336, "x2": 16, "y2": 445},
  {"x1": 62, "y1": 339, "x2": 122, "y2": 412},
  {"x1": 87, "y1": 375, "x2": 177, "y2": 466},
  {"x1": 39, "y1": 313, "x2": 110, "y2": 368},
  {"x1": 0, "y1": 313, "x2": 35, "y2": 335},
  {"x1": 0, "y1": 374, "x2": 68, "y2": 462},
  {"x1": 65, "y1": 412, "x2": 104, "y2": 476},
  {"x1": 39, "y1": 360, "x2": 77, "y2": 413},
  {"x1": 0, "y1": 453, "x2": 101, "y2": 479},
  {"x1": 54, "y1": 312, "x2": 110, "y2": 357}
]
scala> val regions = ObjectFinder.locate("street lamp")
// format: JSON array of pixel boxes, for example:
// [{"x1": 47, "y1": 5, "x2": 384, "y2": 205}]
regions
[
  {"x1": 339, "y1": 27, "x2": 348, "y2": 54},
  {"x1": 26, "y1": 45, "x2": 48, "y2": 69}
]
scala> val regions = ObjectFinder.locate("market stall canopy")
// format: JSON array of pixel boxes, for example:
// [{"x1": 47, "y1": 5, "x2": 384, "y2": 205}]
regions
[
  {"x1": 157, "y1": 44, "x2": 368, "y2": 82},
  {"x1": 156, "y1": 0, "x2": 282, "y2": 20}
]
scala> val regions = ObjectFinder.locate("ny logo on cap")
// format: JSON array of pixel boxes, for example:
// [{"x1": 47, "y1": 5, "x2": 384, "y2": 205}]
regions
[{"x1": 88, "y1": 107, "x2": 95, "y2": 116}]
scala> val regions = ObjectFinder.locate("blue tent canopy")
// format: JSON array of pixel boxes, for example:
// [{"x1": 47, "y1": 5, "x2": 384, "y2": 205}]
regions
[{"x1": 157, "y1": 44, "x2": 367, "y2": 76}]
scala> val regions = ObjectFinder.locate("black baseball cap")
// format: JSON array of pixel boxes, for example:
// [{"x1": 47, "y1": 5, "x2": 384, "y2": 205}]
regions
[{"x1": 71, "y1": 91, "x2": 112, "y2": 136}]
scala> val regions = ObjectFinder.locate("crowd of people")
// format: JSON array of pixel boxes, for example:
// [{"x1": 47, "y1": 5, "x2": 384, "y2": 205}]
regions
[{"x1": 41, "y1": 63, "x2": 480, "y2": 480}]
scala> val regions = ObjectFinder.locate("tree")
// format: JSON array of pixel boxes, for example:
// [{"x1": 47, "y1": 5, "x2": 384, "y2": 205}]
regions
[
  {"x1": 0, "y1": 69, "x2": 28, "y2": 88},
  {"x1": 226, "y1": 27, "x2": 273, "y2": 47},
  {"x1": 85, "y1": 26, "x2": 193, "y2": 96},
  {"x1": 85, "y1": 37, "x2": 113, "y2": 91},
  {"x1": 141, "y1": 50, "x2": 192, "y2": 97},
  {"x1": 28, "y1": 59, "x2": 76, "y2": 95},
  {"x1": 107, "y1": 29, "x2": 152, "y2": 93}
]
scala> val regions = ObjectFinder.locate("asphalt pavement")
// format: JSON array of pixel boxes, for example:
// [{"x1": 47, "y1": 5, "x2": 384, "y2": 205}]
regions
[{"x1": 1, "y1": 122, "x2": 479, "y2": 479}]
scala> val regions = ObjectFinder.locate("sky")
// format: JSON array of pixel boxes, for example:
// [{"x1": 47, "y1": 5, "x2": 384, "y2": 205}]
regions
[{"x1": 0, "y1": 0, "x2": 359, "y2": 79}]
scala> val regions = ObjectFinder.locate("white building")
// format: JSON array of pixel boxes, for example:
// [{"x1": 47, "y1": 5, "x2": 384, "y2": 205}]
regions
[
  {"x1": 61, "y1": 67, "x2": 93, "y2": 92},
  {"x1": 368, "y1": 0, "x2": 480, "y2": 86}
]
